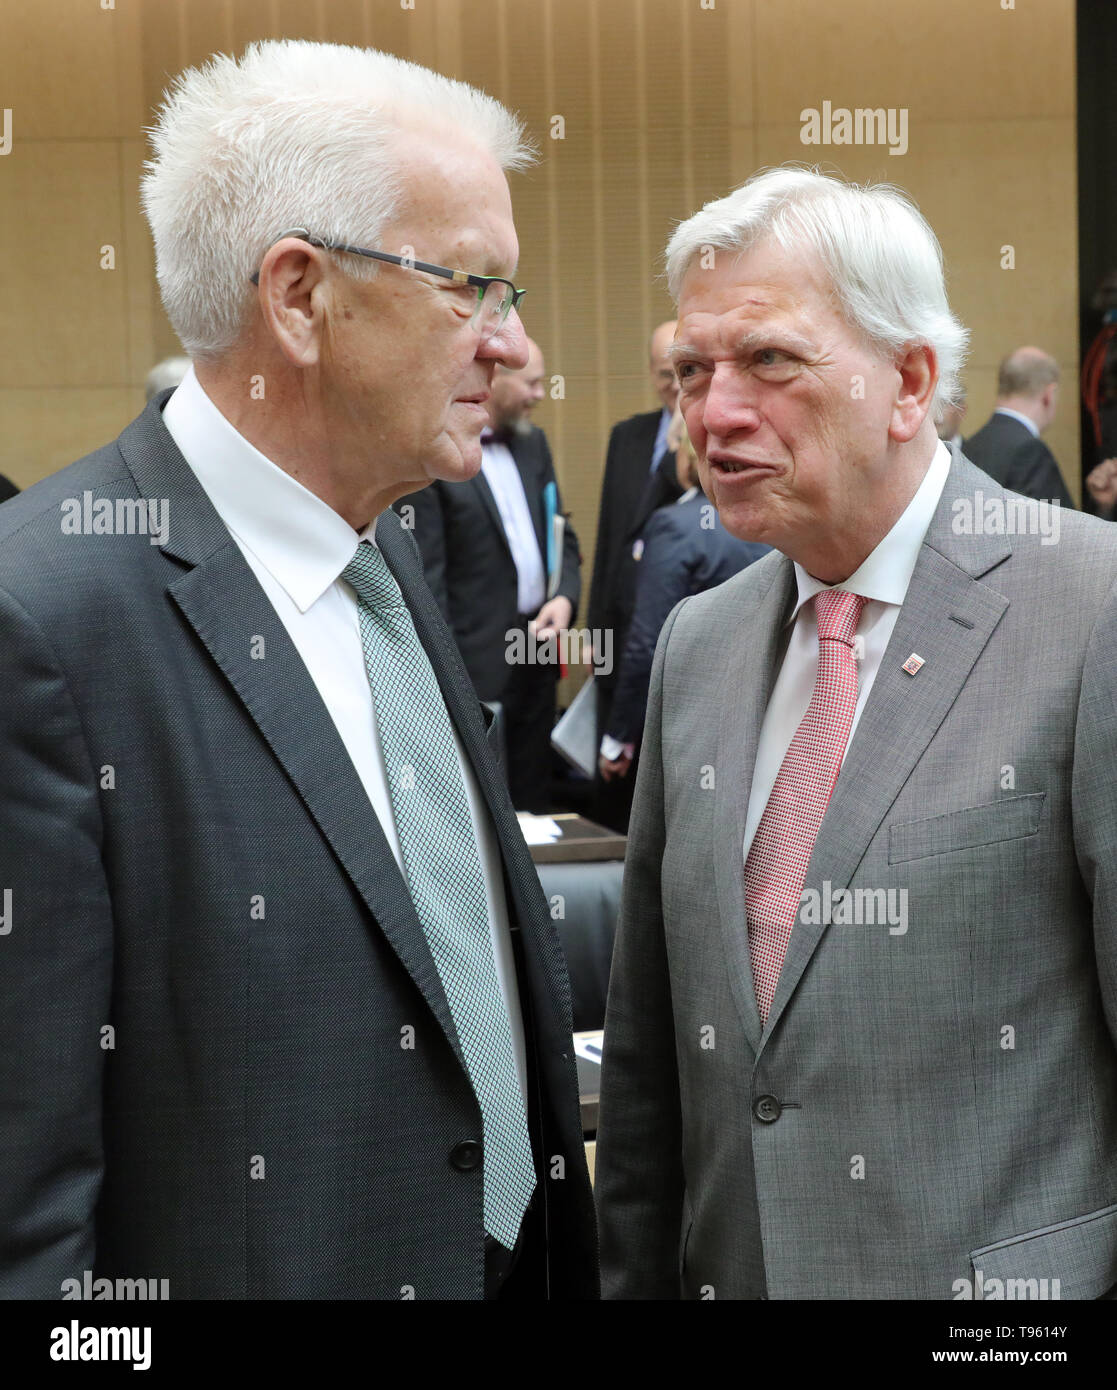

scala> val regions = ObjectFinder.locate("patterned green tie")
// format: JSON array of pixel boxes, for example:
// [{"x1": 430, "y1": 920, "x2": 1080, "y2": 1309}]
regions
[{"x1": 341, "y1": 537, "x2": 536, "y2": 1249}]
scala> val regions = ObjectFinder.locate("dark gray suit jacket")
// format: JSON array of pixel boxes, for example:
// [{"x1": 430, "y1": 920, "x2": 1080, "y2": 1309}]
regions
[
  {"x1": 394, "y1": 425, "x2": 581, "y2": 704},
  {"x1": 963, "y1": 411, "x2": 1074, "y2": 508},
  {"x1": 596, "y1": 448, "x2": 1117, "y2": 1299},
  {"x1": 0, "y1": 393, "x2": 598, "y2": 1299}
]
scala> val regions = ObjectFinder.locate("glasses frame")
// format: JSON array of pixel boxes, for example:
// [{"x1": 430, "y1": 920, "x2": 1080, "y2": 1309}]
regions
[{"x1": 249, "y1": 227, "x2": 527, "y2": 331}]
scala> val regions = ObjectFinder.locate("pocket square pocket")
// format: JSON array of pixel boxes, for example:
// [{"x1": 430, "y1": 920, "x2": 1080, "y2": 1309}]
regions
[
  {"x1": 968, "y1": 1200, "x2": 1117, "y2": 1301},
  {"x1": 888, "y1": 792, "x2": 1046, "y2": 864}
]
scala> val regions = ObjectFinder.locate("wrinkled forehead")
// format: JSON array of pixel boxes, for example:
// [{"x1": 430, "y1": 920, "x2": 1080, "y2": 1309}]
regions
[{"x1": 674, "y1": 239, "x2": 846, "y2": 349}]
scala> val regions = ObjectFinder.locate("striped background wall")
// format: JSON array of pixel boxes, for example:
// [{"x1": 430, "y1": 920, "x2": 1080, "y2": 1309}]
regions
[{"x1": 1, "y1": 0, "x2": 1079, "y2": 701}]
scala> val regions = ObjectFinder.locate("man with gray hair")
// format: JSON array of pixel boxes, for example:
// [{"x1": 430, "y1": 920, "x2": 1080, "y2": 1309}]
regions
[
  {"x1": 0, "y1": 41, "x2": 596, "y2": 1300},
  {"x1": 595, "y1": 166, "x2": 1117, "y2": 1299},
  {"x1": 963, "y1": 346, "x2": 1073, "y2": 506}
]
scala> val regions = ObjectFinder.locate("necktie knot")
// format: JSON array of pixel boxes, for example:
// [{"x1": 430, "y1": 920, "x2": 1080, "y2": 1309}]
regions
[
  {"x1": 341, "y1": 541, "x2": 407, "y2": 612},
  {"x1": 814, "y1": 589, "x2": 866, "y2": 646}
]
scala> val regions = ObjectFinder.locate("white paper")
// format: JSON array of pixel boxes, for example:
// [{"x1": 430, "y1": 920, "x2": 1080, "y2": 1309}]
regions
[
  {"x1": 516, "y1": 813, "x2": 562, "y2": 844},
  {"x1": 550, "y1": 676, "x2": 597, "y2": 778}
]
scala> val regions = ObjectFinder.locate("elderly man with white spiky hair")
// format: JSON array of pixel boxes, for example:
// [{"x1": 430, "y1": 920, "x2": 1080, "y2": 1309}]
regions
[
  {"x1": 594, "y1": 165, "x2": 1117, "y2": 1300},
  {"x1": 0, "y1": 40, "x2": 597, "y2": 1301}
]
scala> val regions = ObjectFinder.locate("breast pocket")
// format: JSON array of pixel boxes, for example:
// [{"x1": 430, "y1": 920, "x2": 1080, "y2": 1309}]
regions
[{"x1": 888, "y1": 792, "x2": 1046, "y2": 864}]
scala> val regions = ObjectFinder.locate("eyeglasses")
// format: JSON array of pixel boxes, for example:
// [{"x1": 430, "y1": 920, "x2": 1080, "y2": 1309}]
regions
[{"x1": 249, "y1": 228, "x2": 527, "y2": 339}]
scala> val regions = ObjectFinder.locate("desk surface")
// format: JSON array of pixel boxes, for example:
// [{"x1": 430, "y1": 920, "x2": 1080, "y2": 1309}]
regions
[{"x1": 527, "y1": 813, "x2": 627, "y2": 865}]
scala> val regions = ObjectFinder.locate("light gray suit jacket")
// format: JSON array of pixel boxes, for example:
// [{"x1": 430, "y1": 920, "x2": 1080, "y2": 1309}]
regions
[{"x1": 595, "y1": 449, "x2": 1117, "y2": 1299}]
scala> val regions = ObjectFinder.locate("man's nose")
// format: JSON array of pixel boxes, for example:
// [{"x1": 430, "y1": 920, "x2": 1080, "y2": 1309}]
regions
[
  {"x1": 483, "y1": 308, "x2": 529, "y2": 370},
  {"x1": 701, "y1": 364, "x2": 762, "y2": 439}
]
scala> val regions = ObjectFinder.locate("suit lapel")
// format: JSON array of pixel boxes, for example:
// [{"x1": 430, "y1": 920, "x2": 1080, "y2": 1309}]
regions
[
  {"x1": 118, "y1": 402, "x2": 472, "y2": 1070},
  {"x1": 625, "y1": 413, "x2": 663, "y2": 534},
  {"x1": 759, "y1": 453, "x2": 1013, "y2": 1045},
  {"x1": 469, "y1": 465, "x2": 513, "y2": 563},
  {"x1": 714, "y1": 554, "x2": 797, "y2": 1053}
]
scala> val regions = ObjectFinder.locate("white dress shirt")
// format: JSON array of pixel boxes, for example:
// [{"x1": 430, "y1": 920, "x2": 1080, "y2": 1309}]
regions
[
  {"x1": 162, "y1": 365, "x2": 527, "y2": 1103},
  {"x1": 742, "y1": 440, "x2": 952, "y2": 864},
  {"x1": 480, "y1": 437, "x2": 546, "y2": 615}
]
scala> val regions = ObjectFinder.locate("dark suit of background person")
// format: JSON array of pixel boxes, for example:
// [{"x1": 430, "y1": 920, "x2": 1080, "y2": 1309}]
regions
[
  {"x1": 396, "y1": 397, "x2": 581, "y2": 813},
  {"x1": 963, "y1": 347, "x2": 1073, "y2": 507},
  {"x1": 586, "y1": 320, "x2": 683, "y2": 832},
  {"x1": 604, "y1": 486, "x2": 771, "y2": 752},
  {"x1": 0, "y1": 475, "x2": 19, "y2": 502},
  {"x1": 964, "y1": 409, "x2": 1073, "y2": 507}
]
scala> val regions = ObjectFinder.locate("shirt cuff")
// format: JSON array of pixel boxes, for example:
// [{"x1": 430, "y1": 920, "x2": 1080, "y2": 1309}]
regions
[{"x1": 600, "y1": 734, "x2": 635, "y2": 761}]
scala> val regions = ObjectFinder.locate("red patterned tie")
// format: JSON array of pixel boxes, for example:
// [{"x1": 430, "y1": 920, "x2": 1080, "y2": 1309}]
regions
[{"x1": 745, "y1": 588, "x2": 868, "y2": 1023}]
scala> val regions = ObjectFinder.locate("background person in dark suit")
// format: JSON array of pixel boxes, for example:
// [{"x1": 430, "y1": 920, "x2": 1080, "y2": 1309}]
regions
[
  {"x1": 396, "y1": 338, "x2": 581, "y2": 812},
  {"x1": 0, "y1": 39, "x2": 596, "y2": 1301},
  {"x1": 586, "y1": 320, "x2": 684, "y2": 830},
  {"x1": 599, "y1": 423, "x2": 770, "y2": 778},
  {"x1": 963, "y1": 346, "x2": 1073, "y2": 505},
  {"x1": 0, "y1": 475, "x2": 19, "y2": 503}
]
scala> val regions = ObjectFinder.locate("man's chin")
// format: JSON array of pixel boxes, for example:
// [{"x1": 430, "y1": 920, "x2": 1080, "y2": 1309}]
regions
[{"x1": 435, "y1": 432, "x2": 485, "y2": 482}]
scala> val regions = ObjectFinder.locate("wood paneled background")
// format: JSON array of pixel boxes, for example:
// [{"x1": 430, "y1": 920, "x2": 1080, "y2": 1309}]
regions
[{"x1": 0, "y1": 0, "x2": 1080, "y2": 660}]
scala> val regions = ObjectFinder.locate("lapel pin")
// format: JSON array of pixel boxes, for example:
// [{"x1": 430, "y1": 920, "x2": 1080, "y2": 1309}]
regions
[{"x1": 901, "y1": 653, "x2": 925, "y2": 676}]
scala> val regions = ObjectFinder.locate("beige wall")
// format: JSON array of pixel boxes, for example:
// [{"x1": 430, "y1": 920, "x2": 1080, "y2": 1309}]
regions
[{"x1": 1, "y1": 0, "x2": 1079, "y2": 639}]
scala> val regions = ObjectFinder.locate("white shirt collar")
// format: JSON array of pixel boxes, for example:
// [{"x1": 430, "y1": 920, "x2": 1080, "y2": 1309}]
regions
[
  {"x1": 162, "y1": 364, "x2": 377, "y2": 614},
  {"x1": 788, "y1": 438, "x2": 952, "y2": 623},
  {"x1": 994, "y1": 406, "x2": 1041, "y2": 439}
]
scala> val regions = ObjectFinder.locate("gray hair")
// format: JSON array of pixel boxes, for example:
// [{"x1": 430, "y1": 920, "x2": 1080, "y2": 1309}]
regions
[
  {"x1": 140, "y1": 40, "x2": 535, "y2": 360},
  {"x1": 664, "y1": 166, "x2": 969, "y2": 415}
]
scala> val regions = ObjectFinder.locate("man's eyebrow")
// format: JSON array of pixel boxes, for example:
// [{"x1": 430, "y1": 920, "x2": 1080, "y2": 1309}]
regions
[{"x1": 669, "y1": 330, "x2": 816, "y2": 359}]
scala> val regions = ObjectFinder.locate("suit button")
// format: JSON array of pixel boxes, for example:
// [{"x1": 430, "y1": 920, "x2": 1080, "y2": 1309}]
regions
[
  {"x1": 449, "y1": 1140, "x2": 483, "y2": 1171},
  {"x1": 753, "y1": 1094, "x2": 782, "y2": 1124}
]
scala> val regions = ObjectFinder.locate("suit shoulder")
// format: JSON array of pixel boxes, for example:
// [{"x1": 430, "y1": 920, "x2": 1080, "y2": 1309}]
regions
[
  {"x1": 662, "y1": 545, "x2": 784, "y2": 633},
  {"x1": 0, "y1": 439, "x2": 132, "y2": 570},
  {"x1": 608, "y1": 410, "x2": 661, "y2": 442}
]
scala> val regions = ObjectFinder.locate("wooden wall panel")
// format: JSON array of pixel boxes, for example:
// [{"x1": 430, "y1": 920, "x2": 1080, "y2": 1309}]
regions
[{"x1": 0, "y1": 0, "x2": 1083, "y2": 560}]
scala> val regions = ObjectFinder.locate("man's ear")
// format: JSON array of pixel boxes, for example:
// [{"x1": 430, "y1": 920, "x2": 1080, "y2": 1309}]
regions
[
  {"x1": 889, "y1": 343, "x2": 937, "y2": 444},
  {"x1": 255, "y1": 237, "x2": 330, "y2": 368}
]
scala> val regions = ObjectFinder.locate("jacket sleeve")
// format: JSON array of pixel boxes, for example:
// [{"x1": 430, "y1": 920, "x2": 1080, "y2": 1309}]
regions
[
  {"x1": 393, "y1": 485, "x2": 451, "y2": 622},
  {"x1": 606, "y1": 509, "x2": 690, "y2": 746},
  {"x1": 595, "y1": 596, "x2": 690, "y2": 1298},
  {"x1": 1071, "y1": 572, "x2": 1117, "y2": 1053},
  {"x1": 0, "y1": 585, "x2": 112, "y2": 1297}
]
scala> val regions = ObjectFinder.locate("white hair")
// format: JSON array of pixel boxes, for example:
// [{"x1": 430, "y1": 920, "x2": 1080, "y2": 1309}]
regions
[
  {"x1": 664, "y1": 166, "x2": 969, "y2": 414},
  {"x1": 140, "y1": 40, "x2": 535, "y2": 360}
]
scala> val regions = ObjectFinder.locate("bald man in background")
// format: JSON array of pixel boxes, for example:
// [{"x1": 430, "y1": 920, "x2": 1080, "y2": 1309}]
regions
[
  {"x1": 587, "y1": 321, "x2": 685, "y2": 831},
  {"x1": 963, "y1": 347, "x2": 1074, "y2": 507}
]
